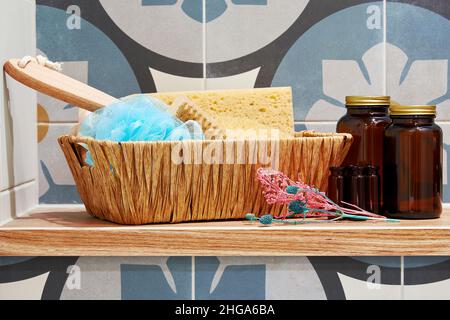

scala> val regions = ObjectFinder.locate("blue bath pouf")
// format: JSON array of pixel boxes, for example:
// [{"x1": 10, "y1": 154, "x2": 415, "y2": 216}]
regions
[{"x1": 79, "y1": 95, "x2": 204, "y2": 165}]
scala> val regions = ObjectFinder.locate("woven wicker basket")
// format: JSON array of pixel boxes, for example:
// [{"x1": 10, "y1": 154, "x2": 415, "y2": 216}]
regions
[{"x1": 58, "y1": 131, "x2": 352, "y2": 225}]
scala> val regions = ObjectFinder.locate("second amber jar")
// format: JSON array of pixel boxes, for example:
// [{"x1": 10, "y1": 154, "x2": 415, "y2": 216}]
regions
[
  {"x1": 383, "y1": 105, "x2": 442, "y2": 219},
  {"x1": 336, "y1": 96, "x2": 391, "y2": 208}
]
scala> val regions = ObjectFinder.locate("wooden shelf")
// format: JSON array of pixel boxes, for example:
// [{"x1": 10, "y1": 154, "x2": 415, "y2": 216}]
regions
[{"x1": 1, "y1": 206, "x2": 450, "y2": 256}]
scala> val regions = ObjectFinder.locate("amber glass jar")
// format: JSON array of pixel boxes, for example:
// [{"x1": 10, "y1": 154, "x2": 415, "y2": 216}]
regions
[
  {"x1": 383, "y1": 105, "x2": 442, "y2": 219},
  {"x1": 328, "y1": 167, "x2": 345, "y2": 205},
  {"x1": 364, "y1": 165, "x2": 380, "y2": 214},
  {"x1": 336, "y1": 96, "x2": 391, "y2": 208}
]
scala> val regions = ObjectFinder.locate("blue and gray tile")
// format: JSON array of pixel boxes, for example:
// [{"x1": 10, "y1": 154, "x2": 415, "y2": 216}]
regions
[
  {"x1": 387, "y1": 1, "x2": 450, "y2": 120},
  {"x1": 38, "y1": 123, "x2": 81, "y2": 204},
  {"x1": 308, "y1": 257, "x2": 402, "y2": 300},
  {"x1": 404, "y1": 257, "x2": 450, "y2": 299}
]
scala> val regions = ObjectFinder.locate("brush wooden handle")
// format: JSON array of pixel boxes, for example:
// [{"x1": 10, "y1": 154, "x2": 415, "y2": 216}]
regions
[{"x1": 3, "y1": 59, "x2": 119, "y2": 111}]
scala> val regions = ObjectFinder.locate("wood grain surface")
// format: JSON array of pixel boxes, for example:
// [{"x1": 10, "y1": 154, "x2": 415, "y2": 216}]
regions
[
  {"x1": 1, "y1": 206, "x2": 450, "y2": 256},
  {"x1": 3, "y1": 59, "x2": 118, "y2": 111}
]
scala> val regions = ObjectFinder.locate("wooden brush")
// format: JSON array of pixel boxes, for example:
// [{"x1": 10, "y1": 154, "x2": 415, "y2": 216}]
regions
[{"x1": 172, "y1": 96, "x2": 226, "y2": 139}]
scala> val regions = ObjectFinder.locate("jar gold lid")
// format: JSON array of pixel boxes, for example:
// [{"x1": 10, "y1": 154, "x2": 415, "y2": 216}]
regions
[
  {"x1": 390, "y1": 105, "x2": 436, "y2": 116},
  {"x1": 345, "y1": 96, "x2": 391, "y2": 106}
]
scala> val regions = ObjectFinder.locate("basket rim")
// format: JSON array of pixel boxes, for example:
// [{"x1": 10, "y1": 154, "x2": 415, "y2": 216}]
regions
[{"x1": 58, "y1": 131, "x2": 353, "y2": 146}]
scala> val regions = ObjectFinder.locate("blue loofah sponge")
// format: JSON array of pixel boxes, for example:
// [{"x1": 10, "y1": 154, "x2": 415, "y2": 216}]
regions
[
  {"x1": 80, "y1": 95, "x2": 204, "y2": 142},
  {"x1": 79, "y1": 95, "x2": 204, "y2": 165}
]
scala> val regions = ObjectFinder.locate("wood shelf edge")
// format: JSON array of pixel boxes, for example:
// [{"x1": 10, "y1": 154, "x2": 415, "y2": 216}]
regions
[
  {"x1": 1, "y1": 207, "x2": 450, "y2": 256},
  {"x1": 1, "y1": 227, "x2": 450, "y2": 256}
]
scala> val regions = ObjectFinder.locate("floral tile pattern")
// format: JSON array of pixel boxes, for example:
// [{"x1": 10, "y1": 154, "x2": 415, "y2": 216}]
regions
[
  {"x1": 309, "y1": 257, "x2": 402, "y2": 300},
  {"x1": 272, "y1": 1, "x2": 385, "y2": 121},
  {"x1": 195, "y1": 257, "x2": 266, "y2": 300},
  {"x1": 387, "y1": 1, "x2": 450, "y2": 120},
  {"x1": 0, "y1": 257, "x2": 402, "y2": 300},
  {"x1": 0, "y1": 257, "x2": 78, "y2": 300},
  {"x1": 121, "y1": 257, "x2": 192, "y2": 300}
]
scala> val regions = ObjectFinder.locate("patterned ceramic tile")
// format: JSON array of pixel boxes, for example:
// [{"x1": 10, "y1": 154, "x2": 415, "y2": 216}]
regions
[
  {"x1": 404, "y1": 257, "x2": 450, "y2": 300},
  {"x1": 308, "y1": 257, "x2": 402, "y2": 300},
  {"x1": 195, "y1": 257, "x2": 326, "y2": 300},
  {"x1": 0, "y1": 257, "x2": 79, "y2": 300},
  {"x1": 0, "y1": 257, "x2": 192, "y2": 300},
  {"x1": 37, "y1": 2, "x2": 142, "y2": 96},
  {"x1": 194, "y1": 257, "x2": 402, "y2": 300},
  {"x1": 206, "y1": 1, "x2": 385, "y2": 121},
  {"x1": 121, "y1": 257, "x2": 191, "y2": 300},
  {"x1": 0, "y1": 257, "x2": 404, "y2": 300},
  {"x1": 38, "y1": 123, "x2": 81, "y2": 204},
  {"x1": 37, "y1": 0, "x2": 204, "y2": 95},
  {"x1": 387, "y1": 1, "x2": 450, "y2": 120},
  {"x1": 195, "y1": 257, "x2": 266, "y2": 300},
  {"x1": 58, "y1": 257, "x2": 192, "y2": 300},
  {"x1": 205, "y1": 0, "x2": 309, "y2": 63},
  {"x1": 100, "y1": 0, "x2": 203, "y2": 63}
]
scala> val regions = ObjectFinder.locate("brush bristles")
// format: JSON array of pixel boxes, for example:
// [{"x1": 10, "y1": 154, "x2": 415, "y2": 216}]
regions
[{"x1": 173, "y1": 96, "x2": 226, "y2": 139}]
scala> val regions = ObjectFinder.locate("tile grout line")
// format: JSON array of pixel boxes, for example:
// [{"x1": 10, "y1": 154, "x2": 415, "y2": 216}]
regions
[
  {"x1": 202, "y1": 0, "x2": 207, "y2": 90},
  {"x1": 195, "y1": 0, "x2": 205, "y2": 299},
  {"x1": 38, "y1": 122, "x2": 79, "y2": 125},
  {"x1": 400, "y1": 256, "x2": 405, "y2": 300},
  {"x1": 0, "y1": 179, "x2": 36, "y2": 194},
  {"x1": 192, "y1": 256, "x2": 196, "y2": 300},
  {"x1": 383, "y1": 0, "x2": 387, "y2": 95}
]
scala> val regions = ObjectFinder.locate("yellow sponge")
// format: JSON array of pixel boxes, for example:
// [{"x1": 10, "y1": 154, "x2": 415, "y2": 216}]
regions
[{"x1": 148, "y1": 87, "x2": 294, "y2": 137}]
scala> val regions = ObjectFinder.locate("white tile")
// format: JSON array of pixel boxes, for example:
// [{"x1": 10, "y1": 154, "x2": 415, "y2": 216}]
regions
[
  {"x1": 0, "y1": 181, "x2": 38, "y2": 225},
  {"x1": 1, "y1": 76, "x2": 38, "y2": 191},
  {"x1": 0, "y1": 0, "x2": 37, "y2": 192}
]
